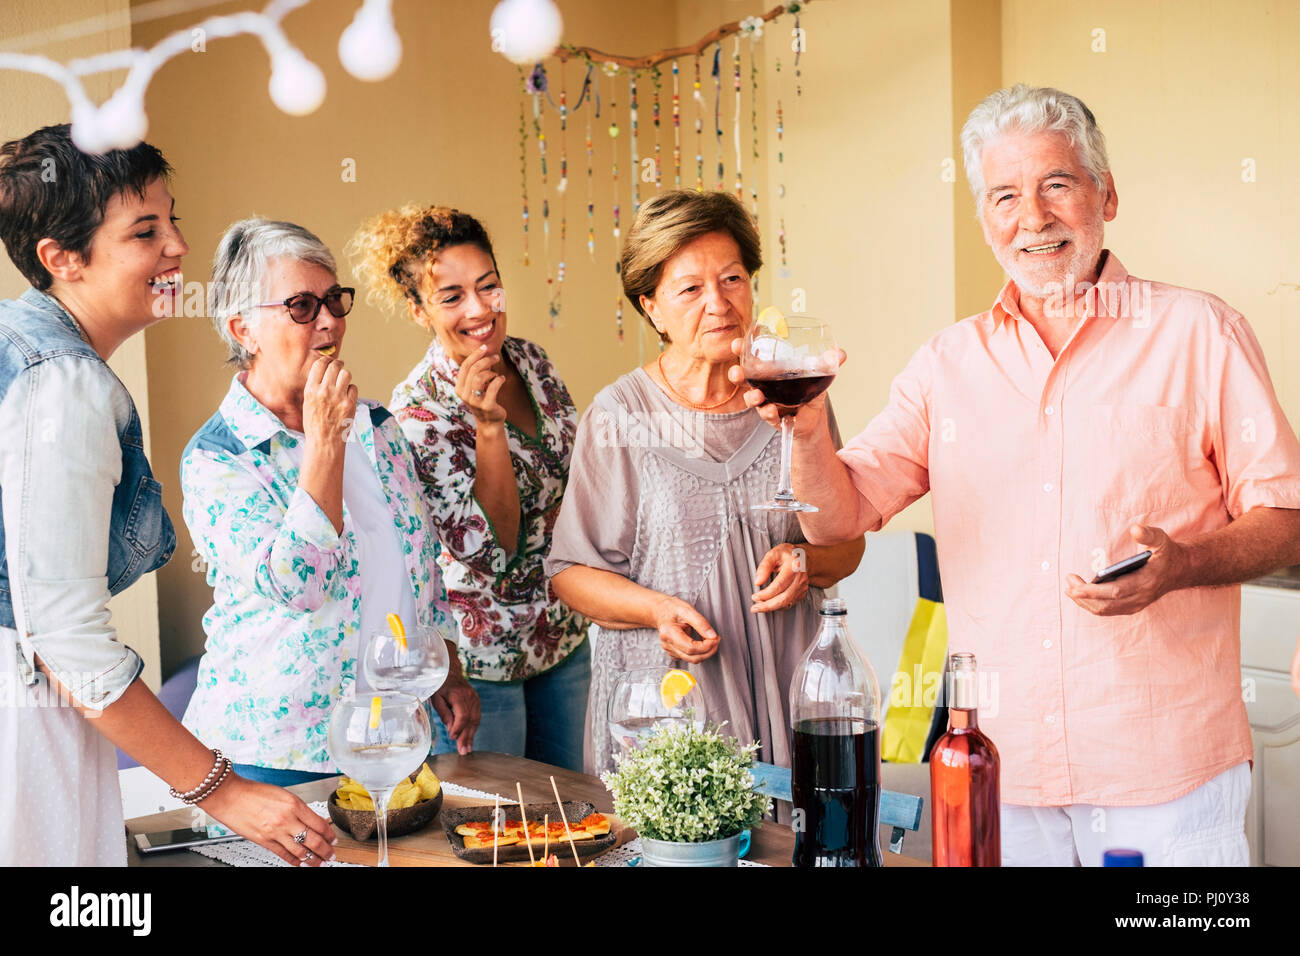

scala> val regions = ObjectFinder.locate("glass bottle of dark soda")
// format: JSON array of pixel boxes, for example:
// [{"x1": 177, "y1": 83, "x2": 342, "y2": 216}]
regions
[{"x1": 789, "y1": 597, "x2": 883, "y2": 867}]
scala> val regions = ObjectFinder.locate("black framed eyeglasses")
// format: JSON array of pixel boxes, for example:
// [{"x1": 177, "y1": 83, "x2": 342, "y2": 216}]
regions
[{"x1": 255, "y1": 287, "x2": 355, "y2": 324}]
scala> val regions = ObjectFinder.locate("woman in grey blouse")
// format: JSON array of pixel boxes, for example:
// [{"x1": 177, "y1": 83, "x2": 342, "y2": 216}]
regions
[{"x1": 546, "y1": 190, "x2": 865, "y2": 775}]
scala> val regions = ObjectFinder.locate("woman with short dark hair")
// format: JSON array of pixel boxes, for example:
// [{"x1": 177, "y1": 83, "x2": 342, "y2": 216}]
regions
[{"x1": 0, "y1": 125, "x2": 335, "y2": 866}]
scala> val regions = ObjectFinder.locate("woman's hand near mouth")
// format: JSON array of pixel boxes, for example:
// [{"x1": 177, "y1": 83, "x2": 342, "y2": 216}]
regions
[
  {"x1": 456, "y1": 345, "x2": 520, "y2": 558},
  {"x1": 455, "y1": 345, "x2": 507, "y2": 425},
  {"x1": 299, "y1": 355, "x2": 357, "y2": 534}
]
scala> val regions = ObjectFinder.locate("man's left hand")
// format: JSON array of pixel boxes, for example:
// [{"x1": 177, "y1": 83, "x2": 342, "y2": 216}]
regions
[{"x1": 1065, "y1": 524, "x2": 1191, "y2": 616}]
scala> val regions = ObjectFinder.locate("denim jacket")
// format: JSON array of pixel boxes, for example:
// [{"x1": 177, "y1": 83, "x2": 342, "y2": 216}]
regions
[{"x1": 0, "y1": 289, "x2": 176, "y2": 708}]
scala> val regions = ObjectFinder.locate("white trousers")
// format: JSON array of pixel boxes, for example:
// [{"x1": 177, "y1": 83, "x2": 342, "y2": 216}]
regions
[{"x1": 1001, "y1": 763, "x2": 1251, "y2": 867}]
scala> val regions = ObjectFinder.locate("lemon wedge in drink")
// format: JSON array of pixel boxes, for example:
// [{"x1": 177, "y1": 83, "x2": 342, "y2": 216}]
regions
[
  {"x1": 368, "y1": 694, "x2": 383, "y2": 729},
  {"x1": 756, "y1": 305, "x2": 789, "y2": 339},
  {"x1": 660, "y1": 669, "x2": 697, "y2": 709},
  {"x1": 386, "y1": 612, "x2": 408, "y2": 650}
]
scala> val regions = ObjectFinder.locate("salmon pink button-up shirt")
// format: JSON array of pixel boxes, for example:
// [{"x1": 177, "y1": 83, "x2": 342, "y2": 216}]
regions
[{"x1": 840, "y1": 252, "x2": 1300, "y2": 806}]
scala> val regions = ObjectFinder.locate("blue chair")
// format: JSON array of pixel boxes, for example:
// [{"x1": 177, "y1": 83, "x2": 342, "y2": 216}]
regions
[{"x1": 750, "y1": 762, "x2": 925, "y2": 855}]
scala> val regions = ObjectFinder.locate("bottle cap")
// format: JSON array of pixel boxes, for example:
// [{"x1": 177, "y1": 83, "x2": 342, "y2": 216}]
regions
[
  {"x1": 1102, "y1": 848, "x2": 1144, "y2": 867},
  {"x1": 819, "y1": 597, "x2": 846, "y2": 616}
]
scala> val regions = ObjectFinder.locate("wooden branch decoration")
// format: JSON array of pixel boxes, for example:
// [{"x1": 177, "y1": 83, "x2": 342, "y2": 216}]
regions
[{"x1": 552, "y1": 2, "x2": 812, "y2": 69}]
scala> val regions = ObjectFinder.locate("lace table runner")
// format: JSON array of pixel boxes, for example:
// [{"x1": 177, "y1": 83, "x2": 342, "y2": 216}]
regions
[
  {"x1": 189, "y1": 781, "x2": 768, "y2": 867},
  {"x1": 189, "y1": 781, "x2": 506, "y2": 867}
]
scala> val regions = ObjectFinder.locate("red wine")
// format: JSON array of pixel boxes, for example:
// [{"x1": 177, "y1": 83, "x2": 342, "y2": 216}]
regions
[
  {"x1": 929, "y1": 653, "x2": 1001, "y2": 866},
  {"x1": 791, "y1": 717, "x2": 883, "y2": 867},
  {"x1": 745, "y1": 372, "x2": 834, "y2": 407}
]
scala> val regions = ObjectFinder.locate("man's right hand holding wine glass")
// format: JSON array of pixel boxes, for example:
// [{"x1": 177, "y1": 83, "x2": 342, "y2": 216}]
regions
[{"x1": 728, "y1": 330, "x2": 883, "y2": 542}]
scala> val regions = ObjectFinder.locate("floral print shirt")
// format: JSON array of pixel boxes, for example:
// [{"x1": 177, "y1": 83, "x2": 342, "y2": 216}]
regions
[
  {"x1": 390, "y1": 336, "x2": 588, "y2": 682},
  {"x1": 180, "y1": 374, "x2": 453, "y2": 772}
]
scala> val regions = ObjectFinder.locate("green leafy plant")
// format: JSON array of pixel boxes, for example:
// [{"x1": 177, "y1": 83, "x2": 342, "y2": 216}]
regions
[{"x1": 601, "y1": 721, "x2": 771, "y2": 843}]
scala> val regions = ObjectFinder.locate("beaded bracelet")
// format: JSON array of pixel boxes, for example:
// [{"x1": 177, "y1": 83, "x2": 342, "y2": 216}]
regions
[
  {"x1": 190, "y1": 758, "x2": 233, "y2": 805},
  {"x1": 169, "y1": 748, "x2": 225, "y2": 802}
]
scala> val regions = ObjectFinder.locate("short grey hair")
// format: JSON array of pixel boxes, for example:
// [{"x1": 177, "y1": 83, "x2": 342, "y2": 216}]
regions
[
  {"x1": 208, "y1": 218, "x2": 337, "y2": 368},
  {"x1": 960, "y1": 84, "x2": 1110, "y2": 206}
]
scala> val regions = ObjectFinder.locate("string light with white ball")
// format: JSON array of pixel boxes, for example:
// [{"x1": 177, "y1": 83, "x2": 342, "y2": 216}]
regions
[{"x1": 0, "y1": 0, "x2": 403, "y2": 154}]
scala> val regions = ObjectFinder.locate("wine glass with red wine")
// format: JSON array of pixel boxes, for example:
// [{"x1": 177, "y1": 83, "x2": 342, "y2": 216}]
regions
[{"x1": 741, "y1": 316, "x2": 838, "y2": 512}]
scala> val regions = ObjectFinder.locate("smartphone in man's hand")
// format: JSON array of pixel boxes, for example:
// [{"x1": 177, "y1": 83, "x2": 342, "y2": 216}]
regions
[{"x1": 1091, "y1": 550, "x2": 1153, "y2": 584}]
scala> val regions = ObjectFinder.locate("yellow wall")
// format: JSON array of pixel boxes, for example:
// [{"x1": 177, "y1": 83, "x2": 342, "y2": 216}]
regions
[
  {"x1": 1, "y1": 0, "x2": 165, "y2": 691},
  {"x1": 1001, "y1": 0, "x2": 1300, "y2": 429}
]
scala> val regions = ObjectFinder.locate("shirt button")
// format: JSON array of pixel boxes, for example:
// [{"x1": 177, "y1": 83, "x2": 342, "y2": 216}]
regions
[
  {"x1": 1042, "y1": 639, "x2": 1053, "y2": 649},
  {"x1": 1044, "y1": 405, "x2": 1055, "y2": 416},
  {"x1": 1045, "y1": 714, "x2": 1056, "y2": 724},
  {"x1": 1043, "y1": 482, "x2": 1053, "y2": 493},
  {"x1": 1041, "y1": 561, "x2": 1051, "y2": 571}
]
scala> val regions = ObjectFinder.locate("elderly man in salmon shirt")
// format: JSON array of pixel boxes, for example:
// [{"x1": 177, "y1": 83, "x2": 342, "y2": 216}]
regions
[{"x1": 735, "y1": 84, "x2": 1300, "y2": 866}]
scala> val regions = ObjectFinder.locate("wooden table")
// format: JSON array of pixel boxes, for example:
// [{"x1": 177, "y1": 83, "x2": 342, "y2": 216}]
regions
[{"x1": 126, "y1": 752, "x2": 927, "y2": 867}]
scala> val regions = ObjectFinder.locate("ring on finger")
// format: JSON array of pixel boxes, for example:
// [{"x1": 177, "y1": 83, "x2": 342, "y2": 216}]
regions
[
  {"x1": 293, "y1": 830, "x2": 307, "y2": 845},
  {"x1": 472, "y1": 389, "x2": 484, "y2": 397},
  {"x1": 304, "y1": 850, "x2": 314, "y2": 861}
]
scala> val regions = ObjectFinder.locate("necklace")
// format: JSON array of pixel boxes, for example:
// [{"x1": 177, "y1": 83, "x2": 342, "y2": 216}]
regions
[{"x1": 657, "y1": 352, "x2": 740, "y2": 411}]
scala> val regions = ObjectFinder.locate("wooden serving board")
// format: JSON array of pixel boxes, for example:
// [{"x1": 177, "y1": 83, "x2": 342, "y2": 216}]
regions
[{"x1": 332, "y1": 790, "x2": 627, "y2": 867}]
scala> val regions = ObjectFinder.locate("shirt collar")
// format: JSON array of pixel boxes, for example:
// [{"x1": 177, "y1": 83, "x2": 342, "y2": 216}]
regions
[
  {"x1": 219, "y1": 372, "x2": 294, "y2": 452},
  {"x1": 19, "y1": 287, "x2": 94, "y2": 344},
  {"x1": 990, "y1": 250, "x2": 1130, "y2": 324}
]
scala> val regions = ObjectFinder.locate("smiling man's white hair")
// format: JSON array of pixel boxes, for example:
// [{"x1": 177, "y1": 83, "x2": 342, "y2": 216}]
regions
[{"x1": 961, "y1": 84, "x2": 1111, "y2": 212}]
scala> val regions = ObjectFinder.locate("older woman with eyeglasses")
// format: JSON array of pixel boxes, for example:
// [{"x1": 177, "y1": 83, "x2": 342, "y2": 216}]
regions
[{"x1": 179, "y1": 218, "x2": 478, "y2": 787}]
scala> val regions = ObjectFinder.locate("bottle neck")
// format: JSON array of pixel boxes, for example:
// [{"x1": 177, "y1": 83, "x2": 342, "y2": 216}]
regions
[{"x1": 949, "y1": 706, "x2": 979, "y2": 731}]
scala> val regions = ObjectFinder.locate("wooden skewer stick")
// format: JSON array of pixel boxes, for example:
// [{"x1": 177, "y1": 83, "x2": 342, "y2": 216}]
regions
[
  {"x1": 543, "y1": 813, "x2": 550, "y2": 865},
  {"x1": 516, "y1": 782, "x2": 536, "y2": 866},
  {"x1": 549, "y1": 774, "x2": 583, "y2": 867},
  {"x1": 492, "y1": 793, "x2": 500, "y2": 868}
]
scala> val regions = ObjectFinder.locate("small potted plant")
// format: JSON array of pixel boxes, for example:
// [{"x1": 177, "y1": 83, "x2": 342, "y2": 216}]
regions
[{"x1": 602, "y1": 721, "x2": 770, "y2": 867}]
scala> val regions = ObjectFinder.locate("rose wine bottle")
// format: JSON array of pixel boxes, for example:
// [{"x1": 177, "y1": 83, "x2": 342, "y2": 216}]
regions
[
  {"x1": 929, "y1": 652, "x2": 1001, "y2": 866},
  {"x1": 789, "y1": 598, "x2": 883, "y2": 867}
]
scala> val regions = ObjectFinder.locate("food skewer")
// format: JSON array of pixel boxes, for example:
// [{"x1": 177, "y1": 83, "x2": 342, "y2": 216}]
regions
[
  {"x1": 543, "y1": 814, "x2": 550, "y2": 864},
  {"x1": 515, "y1": 782, "x2": 536, "y2": 865},
  {"x1": 549, "y1": 774, "x2": 583, "y2": 866},
  {"x1": 492, "y1": 793, "x2": 500, "y2": 868}
]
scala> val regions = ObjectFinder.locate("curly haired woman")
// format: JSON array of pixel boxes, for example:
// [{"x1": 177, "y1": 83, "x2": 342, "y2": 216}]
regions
[{"x1": 350, "y1": 205, "x2": 589, "y2": 771}]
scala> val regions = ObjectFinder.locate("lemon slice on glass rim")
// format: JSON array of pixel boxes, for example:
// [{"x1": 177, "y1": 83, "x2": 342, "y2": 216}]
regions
[
  {"x1": 756, "y1": 305, "x2": 789, "y2": 339},
  {"x1": 386, "y1": 612, "x2": 408, "y2": 650},
  {"x1": 660, "y1": 669, "x2": 698, "y2": 710}
]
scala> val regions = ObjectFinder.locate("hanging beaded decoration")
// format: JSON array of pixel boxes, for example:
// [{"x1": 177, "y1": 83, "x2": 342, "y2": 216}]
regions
[
  {"x1": 670, "y1": 59, "x2": 681, "y2": 187},
  {"x1": 777, "y1": 74, "x2": 787, "y2": 274},
  {"x1": 550, "y1": 62, "x2": 568, "y2": 327},
  {"x1": 732, "y1": 36, "x2": 742, "y2": 201},
  {"x1": 629, "y1": 71, "x2": 640, "y2": 214},
  {"x1": 793, "y1": 5, "x2": 804, "y2": 97},
  {"x1": 750, "y1": 35, "x2": 760, "y2": 216},
  {"x1": 693, "y1": 53, "x2": 704, "y2": 190},
  {"x1": 651, "y1": 67, "x2": 662, "y2": 189},
  {"x1": 583, "y1": 62, "x2": 596, "y2": 261},
  {"x1": 530, "y1": 65, "x2": 549, "y2": 282},
  {"x1": 518, "y1": 73, "x2": 530, "y2": 267},
  {"x1": 712, "y1": 46, "x2": 723, "y2": 191},
  {"x1": 606, "y1": 64, "x2": 623, "y2": 341}
]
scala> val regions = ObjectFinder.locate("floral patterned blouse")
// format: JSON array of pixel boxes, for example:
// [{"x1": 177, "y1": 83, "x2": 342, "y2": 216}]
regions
[
  {"x1": 180, "y1": 374, "x2": 453, "y2": 772},
  {"x1": 390, "y1": 336, "x2": 588, "y2": 682}
]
